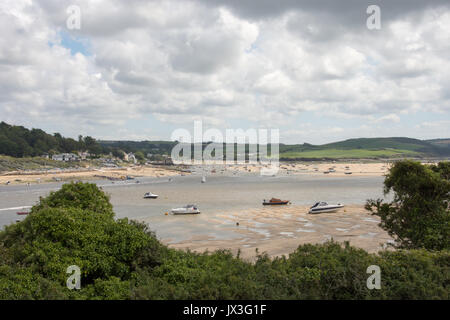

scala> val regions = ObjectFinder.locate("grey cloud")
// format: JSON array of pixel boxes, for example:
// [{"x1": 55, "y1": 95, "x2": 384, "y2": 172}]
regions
[
  {"x1": 169, "y1": 33, "x2": 242, "y2": 74},
  {"x1": 0, "y1": 0, "x2": 449, "y2": 143},
  {"x1": 194, "y1": 0, "x2": 450, "y2": 22}
]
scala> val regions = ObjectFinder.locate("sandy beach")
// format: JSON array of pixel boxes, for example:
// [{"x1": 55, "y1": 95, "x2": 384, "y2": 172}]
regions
[
  {"x1": 165, "y1": 204, "x2": 394, "y2": 261},
  {"x1": 229, "y1": 162, "x2": 391, "y2": 176},
  {"x1": 0, "y1": 165, "x2": 184, "y2": 185},
  {"x1": 0, "y1": 161, "x2": 391, "y2": 185}
]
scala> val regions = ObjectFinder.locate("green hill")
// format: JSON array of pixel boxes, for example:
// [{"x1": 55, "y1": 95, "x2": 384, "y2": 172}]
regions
[
  {"x1": 427, "y1": 138, "x2": 450, "y2": 148},
  {"x1": 279, "y1": 137, "x2": 450, "y2": 160}
]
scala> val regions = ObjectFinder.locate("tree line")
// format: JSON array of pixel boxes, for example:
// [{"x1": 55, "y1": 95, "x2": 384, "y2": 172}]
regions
[{"x1": 0, "y1": 122, "x2": 111, "y2": 158}]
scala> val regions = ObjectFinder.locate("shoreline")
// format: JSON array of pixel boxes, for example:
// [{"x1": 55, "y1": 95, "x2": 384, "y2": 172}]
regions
[
  {"x1": 162, "y1": 204, "x2": 394, "y2": 261},
  {"x1": 0, "y1": 165, "x2": 186, "y2": 185},
  {"x1": 3, "y1": 160, "x2": 443, "y2": 185}
]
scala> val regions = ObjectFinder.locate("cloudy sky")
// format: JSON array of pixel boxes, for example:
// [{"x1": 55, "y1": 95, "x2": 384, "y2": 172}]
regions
[{"x1": 1, "y1": 0, "x2": 449, "y2": 144}]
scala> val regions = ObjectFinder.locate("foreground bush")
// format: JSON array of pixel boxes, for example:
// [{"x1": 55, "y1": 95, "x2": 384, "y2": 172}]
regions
[
  {"x1": 0, "y1": 182, "x2": 448, "y2": 299},
  {"x1": 366, "y1": 160, "x2": 450, "y2": 250},
  {"x1": 31, "y1": 182, "x2": 115, "y2": 217},
  {"x1": 131, "y1": 243, "x2": 448, "y2": 300}
]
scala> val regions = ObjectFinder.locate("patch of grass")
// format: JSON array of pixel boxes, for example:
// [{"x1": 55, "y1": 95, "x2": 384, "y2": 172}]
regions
[
  {"x1": 279, "y1": 148, "x2": 421, "y2": 159},
  {"x1": 0, "y1": 155, "x2": 87, "y2": 172}
]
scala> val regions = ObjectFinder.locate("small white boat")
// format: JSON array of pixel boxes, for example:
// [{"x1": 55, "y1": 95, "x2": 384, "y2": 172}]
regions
[
  {"x1": 201, "y1": 176, "x2": 206, "y2": 183},
  {"x1": 143, "y1": 192, "x2": 158, "y2": 199},
  {"x1": 171, "y1": 204, "x2": 200, "y2": 215},
  {"x1": 309, "y1": 202, "x2": 344, "y2": 214}
]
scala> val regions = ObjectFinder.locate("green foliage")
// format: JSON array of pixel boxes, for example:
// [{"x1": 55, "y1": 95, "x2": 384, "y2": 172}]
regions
[
  {"x1": 279, "y1": 148, "x2": 419, "y2": 159},
  {"x1": 0, "y1": 264, "x2": 67, "y2": 300},
  {"x1": 366, "y1": 161, "x2": 450, "y2": 250},
  {"x1": 0, "y1": 206, "x2": 161, "y2": 283},
  {"x1": 0, "y1": 181, "x2": 448, "y2": 300},
  {"x1": 0, "y1": 122, "x2": 105, "y2": 157},
  {"x1": 134, "y1": 151, "x2": 146, "y2": 163},
  {"x1": 132, "y1": 249, "x2": 261, "y2": 299},
  {"x1": 31, "y1": 182, "x2": 114, "y2": 217},
  {"x1": 0, "y1": 182, "x2": 164, "y2": 299},
  {"x1": 279, "y1": 137, "x2": 450, "y2": 159},
  {"x1": 130, "y1": 241, "x2": 448, "y2": 300},
  {"x1": 375, "y1": 249, "x2": 449, "y2": 299},
  {"x1": 111, "y1": 148, "x2": 125, "y2": 160}
]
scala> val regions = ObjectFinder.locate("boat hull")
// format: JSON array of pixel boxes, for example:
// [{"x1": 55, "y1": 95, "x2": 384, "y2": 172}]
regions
[
  {"x1": 263, "y1": 201, "x2": 290, "y2": 205},
  {"x1": 309, "y1": 206, "x2": 344, "y2": 214},
  {"x1": 171, "y1": 210, "x2": 200, "y2": 215}
]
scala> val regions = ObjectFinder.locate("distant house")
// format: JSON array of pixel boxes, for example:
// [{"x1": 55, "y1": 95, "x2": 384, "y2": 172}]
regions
[
  {"x1": 78, "y1": 151, "x2": 90, "y2": 160},
  {"x1": 52, "y1": 153, "x2": 80, "y2": 162},
  {"x1": 52, "y1": 154, "x2": 64, "y2": 161},
  {"x1": 41, "y1": 153, "x2": 49, "y2": 159},
  {"x1": 149, "y1": 154, "x2": 173, "y2": 165}
]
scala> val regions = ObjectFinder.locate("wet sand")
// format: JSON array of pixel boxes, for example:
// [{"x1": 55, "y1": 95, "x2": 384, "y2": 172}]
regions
[{"x1": 165, "y1": 205, "x2": 394, "y2": 260}]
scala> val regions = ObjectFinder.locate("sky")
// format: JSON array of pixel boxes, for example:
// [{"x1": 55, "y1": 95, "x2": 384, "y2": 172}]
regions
[{"x1": 0, "y1": 0, "x2": 449, "y2": 144}]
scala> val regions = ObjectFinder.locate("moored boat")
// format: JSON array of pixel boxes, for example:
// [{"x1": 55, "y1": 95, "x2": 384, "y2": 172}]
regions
[
  {"x1": 143, "y1": 192, "x2": 158, "y2": 199},
  {"x1": 263, "y1": 198, "x2": 290, "y2": 205},
  {"x1": 309, "y1": 202, "x2": 344, "y2": 214},
  {"x1": 171, "y1": 204, "x2": 200, "y2": 215}
]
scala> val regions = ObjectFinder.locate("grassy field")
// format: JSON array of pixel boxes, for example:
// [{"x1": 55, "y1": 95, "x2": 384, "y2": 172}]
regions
[
  {"x1": 278, "y1": 137, "x2": 450, "y2": 159},
  {"x1": 279, "y1": 148, "x2": 421, "y2": 159},
  {"x1": 0, "y1": 155, "x2": 87, "y2": 172}
]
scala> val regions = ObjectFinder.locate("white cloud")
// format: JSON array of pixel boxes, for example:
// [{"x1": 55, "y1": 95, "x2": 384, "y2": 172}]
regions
[{"x1": 0, "y1": 0, "x2": 449, "y2": 143}]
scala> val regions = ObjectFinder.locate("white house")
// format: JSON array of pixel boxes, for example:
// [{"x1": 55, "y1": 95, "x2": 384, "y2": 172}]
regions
[
  {"x1": 78, "y1": 151, "x2": 90, "y2": 160},
  {"x1": 52, "y1": 153, "x2": 80, "y2": 162}
]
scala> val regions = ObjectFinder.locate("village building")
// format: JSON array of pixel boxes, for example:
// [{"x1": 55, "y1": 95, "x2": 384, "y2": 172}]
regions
[{"x1": 51, "y1": 153, "x2": 80, "y2": 162}]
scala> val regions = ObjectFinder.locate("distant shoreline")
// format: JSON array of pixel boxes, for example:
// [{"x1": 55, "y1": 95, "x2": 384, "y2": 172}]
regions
[
  {"x1": 0, "y1": 165, "x2": 185, "y2": 185},
  {"x1": 1, "y1": 159, "x2": 446, "y2": 186}
]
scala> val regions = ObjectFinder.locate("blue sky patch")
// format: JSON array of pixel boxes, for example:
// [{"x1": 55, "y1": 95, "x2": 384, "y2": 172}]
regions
[{"x1": 52, "y1": 30, "x2": 91, "y2": 56}]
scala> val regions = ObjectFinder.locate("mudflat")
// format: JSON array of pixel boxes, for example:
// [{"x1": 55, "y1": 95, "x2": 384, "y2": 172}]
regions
[{"x1": 166, "y1": 204, "x2": 394, "y2": 261}]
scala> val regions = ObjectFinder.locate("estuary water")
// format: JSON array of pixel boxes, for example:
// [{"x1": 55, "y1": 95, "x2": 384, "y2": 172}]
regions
[{"x1": 0, "y1": 173, "x2": 387, "y2": 242}]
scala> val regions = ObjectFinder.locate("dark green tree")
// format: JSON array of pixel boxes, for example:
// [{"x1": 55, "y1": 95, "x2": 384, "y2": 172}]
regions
[
  {"x1": 366, "y1": 160, "x2": 450, "y2": 250},
  {"x1": 31, "y1": 182, "x2": 114, "y2": 217}
]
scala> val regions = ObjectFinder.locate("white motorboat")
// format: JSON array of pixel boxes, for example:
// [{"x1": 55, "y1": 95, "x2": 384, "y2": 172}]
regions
[
  {"x1": 143, "y1": 192, "x2": 158, "y2": 199},
  {"x1": 171, "y1": 204, "x2": 200, "y2": 215},
  {"x1": 308, "y1": 202, "x2": 344, "y2": 214},
  {"x1": 201, "y1": 176, "x2": 206, "y2": 183}
]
